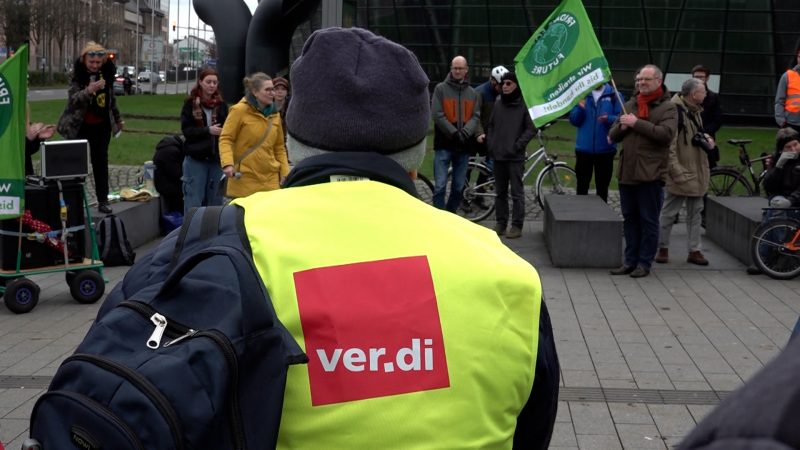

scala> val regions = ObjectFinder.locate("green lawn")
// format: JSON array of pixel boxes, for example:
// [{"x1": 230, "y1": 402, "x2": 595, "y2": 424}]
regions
[{"x1": 30, "y1": 95, "x2": 779, "y2": 176}]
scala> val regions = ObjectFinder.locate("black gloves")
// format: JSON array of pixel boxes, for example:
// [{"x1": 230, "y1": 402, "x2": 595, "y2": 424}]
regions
[{"x1": 452, "y1": 129, "x2": 469, "y2": 144}]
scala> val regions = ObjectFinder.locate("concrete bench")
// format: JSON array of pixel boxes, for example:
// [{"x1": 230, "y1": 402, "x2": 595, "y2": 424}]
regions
[
  {"x1": 543, "y1": 194, "x2": 623, "y2": 268},
  {"x1": 705, "y1": 196, "x2": 766, "y2": 265}
]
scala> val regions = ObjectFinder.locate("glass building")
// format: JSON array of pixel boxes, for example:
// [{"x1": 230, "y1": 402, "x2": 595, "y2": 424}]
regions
[{"x1": 310, "y1": 1, "x2": 800, "y2": 123}]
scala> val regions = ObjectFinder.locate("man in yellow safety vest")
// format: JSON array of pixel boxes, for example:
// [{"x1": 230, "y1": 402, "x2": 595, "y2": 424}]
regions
[{"x1": 232, "y1": 27, "x2": 560, "y2": 449}]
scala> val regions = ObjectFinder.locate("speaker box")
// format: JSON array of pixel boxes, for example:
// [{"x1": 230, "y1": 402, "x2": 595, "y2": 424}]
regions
[
  {"x1": 40, "y1": 139, "x2": 89, "y2": 180},
  {"x1": 0, "y1": 181, "x2": 86, "y2": 270}
]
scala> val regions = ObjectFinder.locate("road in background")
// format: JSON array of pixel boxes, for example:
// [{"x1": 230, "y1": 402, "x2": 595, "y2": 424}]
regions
[{"x1": 28, "y1": 80, "x2": 195, "y2": 102}]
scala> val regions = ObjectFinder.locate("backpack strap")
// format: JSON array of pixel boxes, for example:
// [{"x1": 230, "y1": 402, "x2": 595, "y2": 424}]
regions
[
  {"x1": 100, "y1": 217, "x2": 113, "y2": 261},
  {"x1": 199, "y1": 205, "x2": 224, "y2": 242},
  {"x1": 169, "y1": 207, "x2": 200, "y2": 269},
  {"x1": 168, "y1": 205, "x2": 248, "y2": 272},
  {"x1": 113, "y1": 216, "x2": 133, "y2": 264}
]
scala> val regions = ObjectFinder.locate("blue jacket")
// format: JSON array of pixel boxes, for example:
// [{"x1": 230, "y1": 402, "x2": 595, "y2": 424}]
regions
[{"x1": 568, "y1": 84, "x2": 623, "y2": 154}]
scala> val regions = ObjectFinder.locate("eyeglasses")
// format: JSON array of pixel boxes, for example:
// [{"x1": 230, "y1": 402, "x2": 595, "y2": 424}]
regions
[
  {"x1": 86, "y1": 51, "x2": 106, "y2": 57},
  {"x1": 635, "y1": 77, "x2": 656, "y2": 82}
]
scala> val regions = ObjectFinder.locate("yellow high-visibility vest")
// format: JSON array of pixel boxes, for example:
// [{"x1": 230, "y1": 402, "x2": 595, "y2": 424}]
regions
[{"x1": 234, "y1": 180, "x2": 542, "y2": 449}]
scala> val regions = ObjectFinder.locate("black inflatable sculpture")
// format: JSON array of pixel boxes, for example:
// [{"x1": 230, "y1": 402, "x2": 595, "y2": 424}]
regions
[{"x1": 193, "y1": 0, "x2": 320, "y2": 102}]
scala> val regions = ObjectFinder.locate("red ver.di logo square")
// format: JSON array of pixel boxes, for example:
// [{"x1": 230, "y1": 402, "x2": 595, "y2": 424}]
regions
[{"x1": 294, "y1": 256, "x2": 449, "y2": 406}]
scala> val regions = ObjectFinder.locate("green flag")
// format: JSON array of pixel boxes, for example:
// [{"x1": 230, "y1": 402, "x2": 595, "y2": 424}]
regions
[
  {"x1": 0, "y1": 44, "x2": 28, "y2": 220},
  {"x1": 514, "y1": 0, "x2": 611, "y2": 127}
]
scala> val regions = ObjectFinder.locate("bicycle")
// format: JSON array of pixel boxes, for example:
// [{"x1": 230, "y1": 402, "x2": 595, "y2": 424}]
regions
[
  {"x1": 430, "y1": 124, "x2": 577, "y2": 222},
  {"x1": 750, "y1": 208, "x2": 800, "y2": 280},
  {"x1": 709, "y1": 139, "x2": 771, "y2": 196}
]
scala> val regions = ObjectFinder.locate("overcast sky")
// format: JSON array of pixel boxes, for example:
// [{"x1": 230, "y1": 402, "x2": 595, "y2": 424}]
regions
[{"x1": 168, "y1": 0, "x2": 257, "y2": 42}]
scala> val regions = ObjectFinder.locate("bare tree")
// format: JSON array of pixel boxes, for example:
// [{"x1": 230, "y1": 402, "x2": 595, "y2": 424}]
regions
[{"x1": 0, "y1": 0, "x2": 31, "y2": 51}]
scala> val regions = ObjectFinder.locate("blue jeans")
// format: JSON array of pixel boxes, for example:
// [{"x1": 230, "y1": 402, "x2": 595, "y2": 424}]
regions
[
  {"x1": 433, "y1": 149, "x2": 470, "y2": 212},
  {"x1": 182, "y1": 156, "x2": 223, "y2": 214},
  {"x1": 619, "y1": 181, "x2": 664, "y2": 270}
]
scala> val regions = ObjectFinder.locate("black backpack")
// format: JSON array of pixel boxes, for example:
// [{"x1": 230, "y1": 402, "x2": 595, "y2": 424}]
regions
[
  {"x1": 97, "y1": 214, "x2": 136, "y2": 266},
  {"x1": 30, "y1": 206, "x2": 308, "y2": 449}
]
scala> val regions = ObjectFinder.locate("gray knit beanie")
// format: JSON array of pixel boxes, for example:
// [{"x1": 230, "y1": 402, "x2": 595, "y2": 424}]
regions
[{"x1": 286, "y1": 27, "x2": 430, "y2": 172}]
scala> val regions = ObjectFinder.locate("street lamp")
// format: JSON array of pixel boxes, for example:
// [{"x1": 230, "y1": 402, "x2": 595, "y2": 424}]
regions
[{"x1": 135, "y1": 0, "x2": 140, "y2": 74}]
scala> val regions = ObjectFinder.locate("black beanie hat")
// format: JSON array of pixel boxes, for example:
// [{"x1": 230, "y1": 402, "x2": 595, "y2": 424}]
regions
[
  {"x1": 501, "y1": 71, "x2": 518, "y2": 84},
  {"x1": 286, "y1": 28, "x2": 430, "y2": 170}
]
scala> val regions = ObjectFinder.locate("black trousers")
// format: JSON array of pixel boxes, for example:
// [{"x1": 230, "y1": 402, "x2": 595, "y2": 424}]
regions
[
  {"x1": 78, "y1": 121, "x2": 112, "y2": 204},
  {"x1": 574, "y1": 151, "x2": 615, "y2": 202},
  {"x1": 493, "y1": 160, "x2": 525, "y2": 228}
]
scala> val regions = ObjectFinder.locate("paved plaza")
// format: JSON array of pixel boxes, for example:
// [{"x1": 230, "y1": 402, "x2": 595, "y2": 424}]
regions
[{"x1": 2, "y1": 202, "x2": 799, "y2": 449}]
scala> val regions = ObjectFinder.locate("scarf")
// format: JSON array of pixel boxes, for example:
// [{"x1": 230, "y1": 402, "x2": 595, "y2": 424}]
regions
[
  {"x1": 636, "y1": 86, "x2": 663, "y2": 119},
  {"x1": 500, "y1": 87, "x2": 522, "y2": 104},
  {"x1": 192, "y1": 91, "x2": 222, "y2": 127},
  {"x1": 246, "y1": 93, "x2": 275, "y2": 116}
]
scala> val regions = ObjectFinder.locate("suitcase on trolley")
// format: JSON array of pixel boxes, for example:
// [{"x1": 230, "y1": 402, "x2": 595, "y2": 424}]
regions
[{"x1": 0, "y1": 180, "x2": 86, "y2": 270}]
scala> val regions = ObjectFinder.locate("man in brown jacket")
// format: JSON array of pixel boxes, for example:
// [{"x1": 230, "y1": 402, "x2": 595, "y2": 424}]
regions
[{"x1": 608, "y1": 65, "x2": 678, "y2": 278}]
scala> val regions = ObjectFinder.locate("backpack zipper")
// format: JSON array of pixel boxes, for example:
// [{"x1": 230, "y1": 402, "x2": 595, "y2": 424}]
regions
[
  {"x1": 118, "y1": 300, "x2": 247, "y2": 449},
  {"x1": 35, "y1": 390, "x2": 145, "y2": 450},
  {"x1": 65, "y1": 353, "x2": 186, "y2": 450}
]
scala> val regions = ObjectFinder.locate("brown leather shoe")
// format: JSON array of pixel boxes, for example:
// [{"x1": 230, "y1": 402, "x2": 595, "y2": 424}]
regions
[
  {"x1": 687, "y1": 251, "x2": 709, "y2": 266},
  {"x1": 506, "y1": 226, "x2": 522, "y2": 239},
  {"x1": 655, "y1": 248, "x2": 669, "y2": 264},
  {"x1": 629, "y1": 266, "x2": 650, "y2": 278},
  {"x1": 610, "y1": 265, "x2": 635, "y2": 275}
]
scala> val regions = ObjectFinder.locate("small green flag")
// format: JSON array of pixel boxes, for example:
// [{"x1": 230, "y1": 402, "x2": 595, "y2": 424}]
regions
[
  {"x1": 0, "y1": 45, "x2": 28, "y2": 219},
  {"x1": 514, "y1": 0, "x2": 611, "y2": 127}
]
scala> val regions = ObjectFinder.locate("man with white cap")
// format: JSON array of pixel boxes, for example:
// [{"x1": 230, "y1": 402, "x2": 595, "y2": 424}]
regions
[{"x1": 232, "y1": 27, "x2": 559, "y2": 449}]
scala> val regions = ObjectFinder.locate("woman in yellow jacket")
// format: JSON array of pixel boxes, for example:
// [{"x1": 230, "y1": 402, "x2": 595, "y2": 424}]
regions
[{"x1": 219, "y1": 72, "x2": 289, "y2": 198}]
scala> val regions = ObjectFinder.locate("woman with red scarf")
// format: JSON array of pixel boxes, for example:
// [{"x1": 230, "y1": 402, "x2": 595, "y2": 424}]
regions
[{"x1": 180, "y1": 68, "x2": 229, "y2": 213}]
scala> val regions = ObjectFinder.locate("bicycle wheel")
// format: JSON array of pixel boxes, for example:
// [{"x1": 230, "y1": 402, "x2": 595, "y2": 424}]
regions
[
  {"x1": 458, "y1": 162, "x2": 495, "y2": 222},
  {"x1": 708, "y1": 168, "x2": 754, "y2": 196},
  {"x1": 415, "y1": 173, "x2": 434, "y2": 204},
  {"x1": 751, "y1": 219, "x2": 800, "y2": 280},
  {"x1": 535, "y1": 163, "x2": 578, "y2": 208}
]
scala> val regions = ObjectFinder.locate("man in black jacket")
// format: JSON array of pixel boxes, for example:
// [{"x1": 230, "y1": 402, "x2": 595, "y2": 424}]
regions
[{"x1": 478, "y1": 71, "x2": 535, "y2": 238}]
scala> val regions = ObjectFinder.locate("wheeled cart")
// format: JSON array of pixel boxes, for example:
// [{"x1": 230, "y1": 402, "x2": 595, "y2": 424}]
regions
[{"x1": 0, "y1": 179, "x2": 106, "y2": 314}]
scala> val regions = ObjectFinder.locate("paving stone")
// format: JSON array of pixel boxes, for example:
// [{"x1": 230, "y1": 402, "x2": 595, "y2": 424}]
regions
[
  {"x1": 648, "y1": 405, "x2": 696, "y2": 438},
  {"x1": 704, "y1": 373, "x2": 744, "y2": 391},
  {"x1": 575, "y1": 434, "x2": 623, "y2": 450},
  {"x1": 616, "y1": 423, "x2": 667, "y2": 449},
  {"x1": 551, "y1": 421, "x2": 579, "y2": 447},
  {"x1": 633, "y1": 371, "x2": 674, "y2": 390},
  {"x1": 686, "y1": 404, "x2": 715, "y2": 424},
  {"x1": 570, "y1": 402, "x2": 616, "y2": 435},
  {"x1": 663, "y1": 364, "x2": 705, "y2": 383},
  {"x1": 562, "y1": 369, "x2": 601, "y2": 388},
  {"x1": 608, "y1": 403, "x2": 654, "y2": 425}
]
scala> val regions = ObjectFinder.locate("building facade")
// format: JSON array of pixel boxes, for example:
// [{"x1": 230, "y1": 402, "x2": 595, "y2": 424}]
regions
[
  {"x1": 341, "y1": 0, "x2": 800, "y2": 122},
  {"x1": 0, "y1": 0, "x2": 168, "y2": 76}
]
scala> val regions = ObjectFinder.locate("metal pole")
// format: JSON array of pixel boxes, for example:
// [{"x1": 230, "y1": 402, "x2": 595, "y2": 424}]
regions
[
  {"x1": 150, "y1": 2, "x2": 155, "y2": 94},
  {"x1": 135, "y1": 0, "x2": 140, "y2": 77},
  {"x1": 175, "y1": 0, "x2": 180, "y2": 94}
]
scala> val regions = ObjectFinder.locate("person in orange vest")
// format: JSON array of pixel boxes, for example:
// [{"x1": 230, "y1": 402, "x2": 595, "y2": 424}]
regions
[
  {"x1": 775, "y1": 45, "x2": 800, "y2": 134},
  {"x1": 233, "y1": 27, "x2": 560, "y2": 449}
]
